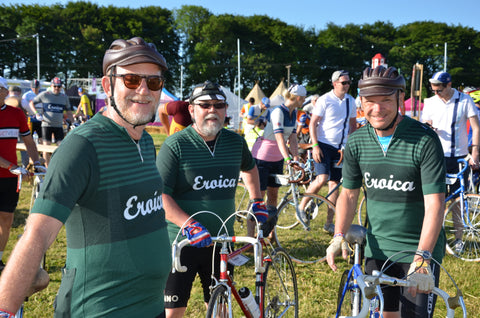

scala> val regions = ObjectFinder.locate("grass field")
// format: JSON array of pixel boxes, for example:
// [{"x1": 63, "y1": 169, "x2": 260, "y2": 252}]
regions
[{"x1": 5, "y1": 131, "x2": 479, "y2": 317}]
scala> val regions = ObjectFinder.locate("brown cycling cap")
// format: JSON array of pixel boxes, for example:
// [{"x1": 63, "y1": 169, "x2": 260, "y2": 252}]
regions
[
  {"x1": 102, "y1": 37, "x2": 168, "y2": 75},
  {"x1": 358, "y1": 66, "x2": 405, "y2": 97}
]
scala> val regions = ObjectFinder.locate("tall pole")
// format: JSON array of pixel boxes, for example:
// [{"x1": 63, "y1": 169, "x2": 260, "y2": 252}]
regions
[
  {"x1": 35, "y1": 33, "x2": 40, "y2": 80},
  {"x1": 180, "y1": 64, "x2": 184, "y2": 100},
  {"x1": 286, "y1": 65, "x2": 291, "y2": 87},
  {"x1": 444, "y1": 42, "x2": 447, "y2": 72},
  {"x1": 237, "y1": 38, "x2": 241, "y2": 131}
]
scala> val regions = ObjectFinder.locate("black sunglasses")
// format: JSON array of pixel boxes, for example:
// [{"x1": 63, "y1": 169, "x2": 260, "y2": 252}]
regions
[
  {"x1": 113, "y1": 74, "x2": 164, "y2": 91},
  {"x1": 431, "y1": 88, "x2": 444, "y2": 94},
  {"x1": 195, "y1": 102, "x2": 227, "y2": 109},
  {"x1": 340, "y1": 81, "x2": 351, "y2": 85}
]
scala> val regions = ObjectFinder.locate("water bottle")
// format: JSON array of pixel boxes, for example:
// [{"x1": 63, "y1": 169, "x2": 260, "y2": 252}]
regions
[
  {"x1": 239, "y1": 287, "x2": 260, "y2": 318},
  {"x1": 33, "y1": 131, "x2": 39, "y2": 145}
]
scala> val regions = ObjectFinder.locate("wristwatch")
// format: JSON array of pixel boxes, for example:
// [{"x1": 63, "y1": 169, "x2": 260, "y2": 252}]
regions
[{"x1": 415, "y1": 249, "x2": 432, "y2": 260}]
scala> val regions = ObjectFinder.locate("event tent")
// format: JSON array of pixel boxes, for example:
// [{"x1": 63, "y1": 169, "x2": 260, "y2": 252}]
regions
[{"x1": 244, "y1": 82, "x2": 266, "y2": 105}]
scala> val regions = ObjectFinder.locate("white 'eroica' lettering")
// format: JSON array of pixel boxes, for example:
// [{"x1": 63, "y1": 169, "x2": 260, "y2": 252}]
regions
[
  {"x1": 192, "y1": 175, "x2": 237, "y2": 190},
  {"x1": 364, "y1": 172, "x2": 415, "y2": 192},
  {"x1": 123, "y1": 191, "x2": 163, "y2": 220}
]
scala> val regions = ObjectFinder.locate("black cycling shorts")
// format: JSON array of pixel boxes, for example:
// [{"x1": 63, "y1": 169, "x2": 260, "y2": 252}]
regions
[
  {"x1": 42, "y1": 126, "x2": 64, "y2": 143},
  {"x1": 164, "y1": 245, "x2": 234, "y2": 308},
  {"x1": 0, "y1": 178, "x2": 20, "y2": 212},
  {"x1": 365, "y1": 258, "x2": 440, "y2": 317}
]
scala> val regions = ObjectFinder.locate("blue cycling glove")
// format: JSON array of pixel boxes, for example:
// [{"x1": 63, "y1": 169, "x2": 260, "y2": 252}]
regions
[
  {"x1": 252, "y1": 200, "x2": 268, "y2": 224},
  {"x1": 182, "y1": 220, "x2": 212, "y2": 248}
]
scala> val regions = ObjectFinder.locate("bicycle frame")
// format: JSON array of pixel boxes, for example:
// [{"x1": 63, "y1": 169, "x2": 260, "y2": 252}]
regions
[
  {"x1": 173, "y1": 234, "x2": 268, "y2": 318},
  {"x1": 445, "y1": 158, "x2": 476, "y2": 228}
]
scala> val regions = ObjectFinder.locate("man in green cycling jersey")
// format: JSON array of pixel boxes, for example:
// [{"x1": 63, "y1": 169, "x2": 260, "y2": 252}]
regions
[{"x1": 327, "y1": 65, "x2": 446, "y2": 318}]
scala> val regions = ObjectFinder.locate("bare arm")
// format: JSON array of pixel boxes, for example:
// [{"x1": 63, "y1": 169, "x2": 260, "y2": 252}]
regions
[
  {"x1": 468, "y1": 115, "x2": 480, "y2": 164},
  {"x1": 327, "y1": 187, "x2": 360, "y2": 271},
  {"x1": 22, "y1": 134, "x2": 41, "y2": 163},
  {"x1": 309, "y1": 114, "x2": 324, "y2": 162},
  {"x1": 274, "y1": 132, "x2": 291, "y2": 161},
  {"x1": 162, "y1": 193, "x2": 194, "y2": 228},
  {"x1": 415, "y1": 192, "x2": 445, "y2": 263},
  {"x1": 288, "y1": 132, "x2": 299, "y2": 161},
  {"x1": 239, "y1": 165, "x2": 262, "y2": 200},
  {"x1": 0, "y1": 214, "x2": 62, "y2": 313},
  {"x1": 28, "y1": 100, "x2": 38, "y2": 116},
  {"x1": 348, "y1": 117, "x2": 357, "y2": 135},
  {"x1": 158, "y1": 104, "x2": 171, "y2": 136}
]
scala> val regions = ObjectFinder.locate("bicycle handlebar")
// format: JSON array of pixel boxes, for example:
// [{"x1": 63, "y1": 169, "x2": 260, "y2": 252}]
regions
[
  {"x1": 172, "y1": 235, "x2": 265, "y2": 274},
  {"x1": 446, "y1": 158, "x2": 469, "y2": 179},
  {"x1": 287, "y1": 162, "x2": 306, "y2": 184},
  {"x1": 342, "y1": 271, "x2": 467, "y2": 318}
]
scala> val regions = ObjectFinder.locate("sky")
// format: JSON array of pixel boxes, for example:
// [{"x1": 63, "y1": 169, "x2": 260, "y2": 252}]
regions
[{"x1": 6, "y1": 0, "x2": 480, "y2": 32}]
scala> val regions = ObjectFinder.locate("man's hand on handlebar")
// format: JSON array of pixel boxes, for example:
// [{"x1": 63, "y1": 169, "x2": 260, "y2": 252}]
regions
[
  {"x1": 182, "y1": 220, "x2": 212, "y2": 248},
  {"x1": 407, "y1": 261, "x2": 435, "y2": 296},
  {"x1": 326, "y1": 234, "x2": 351, "y2": 271},
  {"x1": 251, "y1": 200, "x2": 268, "y2": 224}
]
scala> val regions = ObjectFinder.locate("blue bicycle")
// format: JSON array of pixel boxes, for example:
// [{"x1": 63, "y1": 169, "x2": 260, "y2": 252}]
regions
[
  {"x1": 443, "y1": 158, "x2": 480, "y2": 261},
  {"x1": 336, "y1": 225, "x2": 467, "y2": 318}
]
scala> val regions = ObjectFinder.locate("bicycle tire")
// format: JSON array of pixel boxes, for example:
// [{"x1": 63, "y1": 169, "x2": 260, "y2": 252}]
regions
[
  {"x1": 443, "y1": 193, "x2": 480, "y2": 261},
  {"x1": 275, "y1": 190, "x2": 298, "y2": 230},
  {"x1": 274, "y1": 193, "x2": 335, "y2": 263},
  {"x1": 336, "y1": 270, "x2": 366, "y2": 317},
  {"x1": 206, "y1": 285, "x2": 230, "y2": 318},
  {"x1": 263, "y1": 248, "x2": 298, "y2": 318}
]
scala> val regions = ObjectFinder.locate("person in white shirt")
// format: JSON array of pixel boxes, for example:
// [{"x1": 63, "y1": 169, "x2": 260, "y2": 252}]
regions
[
  {"x1": 422, "y1": 71, "x2": 480, "y2": 253},
  {"x1": 298, "y1": 70, "x2": 357, "y2": 233}
]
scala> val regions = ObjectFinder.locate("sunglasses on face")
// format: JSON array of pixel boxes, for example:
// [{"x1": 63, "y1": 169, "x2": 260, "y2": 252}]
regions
[
  {"x1": 113, "y1": 74, "x2": 164, "y2": 91},
  {"x1": 195, "y1": 102, "x2": 227, "y2": 109},
  {"x1": 431, "y1": 88, "x2": 444, "y2": 94},
  {"x1": 339, "y1": 81, "x2": 351, "y2": 85}
]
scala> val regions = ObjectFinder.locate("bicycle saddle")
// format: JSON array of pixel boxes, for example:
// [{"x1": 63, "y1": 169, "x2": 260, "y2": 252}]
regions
[{"x1": 345, "y1": 224, "x2": 367, "y2": 246}]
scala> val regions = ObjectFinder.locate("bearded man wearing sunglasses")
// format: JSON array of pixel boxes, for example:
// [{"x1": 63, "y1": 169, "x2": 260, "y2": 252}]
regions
[
  {"x1": 157, "y1": 81, "x2": 266, "y2": 318},
  {"x1": 0, "y1": 37, "x2": 171, "y2": 318}
]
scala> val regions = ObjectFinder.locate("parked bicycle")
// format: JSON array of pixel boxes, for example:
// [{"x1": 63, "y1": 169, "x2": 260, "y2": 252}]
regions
[
  {"x1": 273, "y1": 162, "x2": 336, "y2": 264},
  {"x1": 172, "y1": 211, "x2": 299, "y2": 318},
  {"x1": 443, "y1": 158, "x2": 480, "y2": 261},
  {"x1": 336, "y1": 224, "x2": 467, "y2": 318}
]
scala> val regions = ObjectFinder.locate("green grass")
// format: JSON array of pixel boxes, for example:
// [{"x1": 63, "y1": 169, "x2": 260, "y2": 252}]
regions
[{"x1": 6, "y1": 131, "x2": 480, "y2": 317}]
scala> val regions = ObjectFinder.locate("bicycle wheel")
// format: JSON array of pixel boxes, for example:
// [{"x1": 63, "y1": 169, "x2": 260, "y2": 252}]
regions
[
  {"x1": 274, "y1": 193, "x2": 335, "y2": 263},
  {"x1": 275, "y1": 189, "x2": 298, "y2": 230},
  {"x1": 263, "y1": 248, "x2": 298, "y2": 318},
  {"x1": 206, "y1": 285, "x2": 230, "y2": 318},
  {"x1": 337, "y1": 270, "x2": 362, "y2": 317},
  {"x1": 444, "y1": 193, "x2": 480, "y2": 261}
]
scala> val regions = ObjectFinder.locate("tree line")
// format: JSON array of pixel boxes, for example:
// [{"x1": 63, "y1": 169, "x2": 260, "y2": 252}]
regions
[{"x1": 1, "y1": 1, "x2": 479, "y2": 98}]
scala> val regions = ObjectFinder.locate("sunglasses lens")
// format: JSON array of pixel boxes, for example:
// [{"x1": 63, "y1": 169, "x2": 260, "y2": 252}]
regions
[
  {"x1": 123, "y1": 74, "x2": 142, "y2": 89},
  {"x1": 197, "y1": 103, "x2": 226, "y2": 109},
  {"x1": 146, "y1": 77, "x2": 163, "y2": 91}
]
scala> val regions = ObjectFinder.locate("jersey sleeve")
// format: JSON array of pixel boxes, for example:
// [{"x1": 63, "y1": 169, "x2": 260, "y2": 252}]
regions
[
  {"x1": 31, "y1": 134, "x2": 99, "y2": 223},
  {"x1": 240, "y1": 137, "x2": 256, "y2": 172},
  {"x1": 341, "y1": 137, "x2": 364, "y2": 190},
  {"x1": 270, "y1": 108, "x2": 285, "y2": 134}
]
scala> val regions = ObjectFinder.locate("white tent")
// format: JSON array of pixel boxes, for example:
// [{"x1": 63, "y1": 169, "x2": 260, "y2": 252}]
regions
[{"x1": 221, "y1": 85, "x2": 246, "y2": 131}]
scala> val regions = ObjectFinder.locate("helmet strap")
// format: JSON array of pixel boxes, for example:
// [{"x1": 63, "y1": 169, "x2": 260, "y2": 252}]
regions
[{"x1": 108, "y1": 66, "x2": 155, "y2": 129}]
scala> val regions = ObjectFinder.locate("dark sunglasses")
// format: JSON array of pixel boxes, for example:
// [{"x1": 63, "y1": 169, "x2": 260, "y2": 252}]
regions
[
  {"x1": 340, "y1": 81, "x2": 351, "y2": 85},
  {"x1": 195, "y1": 102, "x2": 227, "y2": 109},
  {"x1": 431, "y1": 88, "x2": 444, "y2": 94},
  {"x1": 113, "y1": 74, "x2": 164, "y2": 91}
]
